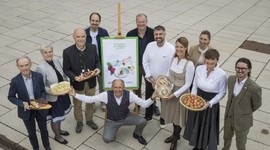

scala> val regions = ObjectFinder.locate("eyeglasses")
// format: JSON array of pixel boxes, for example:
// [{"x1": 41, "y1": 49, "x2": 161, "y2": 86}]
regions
[{"x1": 235, "y1": 67, "x2": 248, "y2": 71}]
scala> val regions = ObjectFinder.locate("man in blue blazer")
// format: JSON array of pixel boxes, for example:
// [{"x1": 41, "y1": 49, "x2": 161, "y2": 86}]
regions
[
  {"x1": 8, "y1": 56, "x2": 51, "y2": 150},
  {"x1": 85, "y1": 12, "x2": 109, "y2": 111}
]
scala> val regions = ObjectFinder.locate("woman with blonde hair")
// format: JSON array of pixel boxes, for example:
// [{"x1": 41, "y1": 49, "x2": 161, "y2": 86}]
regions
[
  {"x1": 36, "y1": 44, "x2": 72, "y2": 145},
  {"x1": 162, "y1": 37, "x2": 195, "y2": 150}
]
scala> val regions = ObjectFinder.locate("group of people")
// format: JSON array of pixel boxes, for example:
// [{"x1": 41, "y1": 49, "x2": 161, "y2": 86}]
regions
[{"x1": 7, "y1": 12, "x2": 262, "y2": 150}]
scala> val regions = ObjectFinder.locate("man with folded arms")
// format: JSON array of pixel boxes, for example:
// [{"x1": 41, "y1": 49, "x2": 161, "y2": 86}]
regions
[{"x1": 68, "y1": 79, "x2": 157, "y2": 145}]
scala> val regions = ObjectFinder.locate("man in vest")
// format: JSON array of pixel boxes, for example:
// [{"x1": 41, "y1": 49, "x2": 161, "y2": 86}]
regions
[
  {"x1": 222, "y1": 58, "x2": 262, "y2": 150},
  {"x1": 68, "y1": 79, "x2": 157, "y2": 145}
]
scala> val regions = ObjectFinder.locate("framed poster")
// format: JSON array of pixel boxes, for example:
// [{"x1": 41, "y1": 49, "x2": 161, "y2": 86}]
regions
[{"x1": 100, "y1": 37, "x2": 139, "y2": 90}]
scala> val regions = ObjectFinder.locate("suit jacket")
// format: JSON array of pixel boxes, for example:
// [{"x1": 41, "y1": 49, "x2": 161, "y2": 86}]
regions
[
  {"x1": 36, "y1": 58, "x2": 68, "y2": 102},
  {"x1": 224, "y1": 75, "x2": 262, "y2": 131},
  {"x1": 188, "y1": 44, "x2": 213, "y2": 67},
  {"x1": 85, "y1": 27, "x2": 109, "y2": 61},
  {"x1": 63, "y1": 43, "x2": 101, "y2": 91},
  {"x1": 8, "y1": 71, "x2": 47, "y2": 120}
]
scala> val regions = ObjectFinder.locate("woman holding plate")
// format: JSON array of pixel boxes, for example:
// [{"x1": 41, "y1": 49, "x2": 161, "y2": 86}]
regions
[
  {"x1": 161, "y1": 37, "x2": 195, "y2": 150},
  {"x1": 183, "y1": 49, "x2": 227, "y2": 150},
  {"x1": 36, "y1": 44, "x2": 72, "y2": 145}
]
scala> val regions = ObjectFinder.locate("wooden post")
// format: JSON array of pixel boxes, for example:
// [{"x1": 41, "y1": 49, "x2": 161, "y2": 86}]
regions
[{"x1": 116, "y1": 1, "x2": 124, "y2": 38}]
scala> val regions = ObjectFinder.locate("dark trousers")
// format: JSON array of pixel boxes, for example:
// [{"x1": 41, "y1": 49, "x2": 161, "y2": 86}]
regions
[
  {"x1": 145, "y1": 78, "x2": 155, "y2": 118},
  {"x1": 23, "y1": 110, "x2": 49, "y2": 150},
  {"x1": 134, "y1": 66, "x2": 145, "y2": 97}
]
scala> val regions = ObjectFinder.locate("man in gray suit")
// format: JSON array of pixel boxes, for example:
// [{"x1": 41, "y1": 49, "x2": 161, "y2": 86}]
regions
[{"x1": 222, "y1": 58, "x2": 262, "y2": 150}]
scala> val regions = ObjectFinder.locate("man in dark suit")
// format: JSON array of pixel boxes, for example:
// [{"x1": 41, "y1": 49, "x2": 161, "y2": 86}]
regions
[
  {"x1": 222, "y1": 58, "x2": 262, "y2": 150},
  {"x1": 85, "y1": 12, "x2": 109, "y2": 112},
  {"x1": 63, "y1": 28, "x2": 101, "y2": 133},
  {"x1": 8, "y1": 56, "x2": 51, "y2": 150},
  {"x1": 126, "y1": 13, "x2": 160, "y2": 118}
]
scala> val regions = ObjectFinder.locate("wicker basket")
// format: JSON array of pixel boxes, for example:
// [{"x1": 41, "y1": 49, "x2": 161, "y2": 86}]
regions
[{"x1": 179, "y1": 93, "x2": 206, "y2": 111}]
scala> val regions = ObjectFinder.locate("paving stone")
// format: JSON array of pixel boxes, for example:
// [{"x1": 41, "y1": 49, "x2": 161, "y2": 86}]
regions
[
  {"x1": 0, "y1": 47, "x2": 25, "y2": 65},
  {"x1": 0, "y1": 123, "x2": 26, "y2": 145},
  {"x1": 0, "y1": 85, "x2": 16, "y2": 110},
  {"x1": 19, "y1": 11, "x2": 52, "y2": 21},
  {"x1": 257, "y1": 71, "x2": 270, "y2": 91},
  {"x1": 0, "y1": 35, "x2": 17, "y2": 47},
  {"x1": 50, "y1": 22, "x2": 85, "y2": 35},
  {"x1": 8, "y1": 40, "x2": 40, "y2": 53},
  {"x1": 35, "y1": 30, "x2": 68, "y2": 41},
  {"x1": 232, "y1": 48, "x2": 270, "y2": 63},
  {"x1": 3, "y1": 26, "x2": 41, "y2": 40},
  {"x1": 26, "y1": 20, "x2": 57, "y2": 30}
]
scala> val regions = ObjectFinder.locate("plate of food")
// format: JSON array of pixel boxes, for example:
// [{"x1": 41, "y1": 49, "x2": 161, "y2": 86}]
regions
[
  {"x1": 76, "y1": 70, "x2": 97, "y2": 82},
  {"x1": 29, "y1": 100, "x2": 51, "y2": 110},
  {"x1": 50, "y1": 81, "x2": 71, "y2": 95},
  {"x1": 154, "y1": 75, "x2": 173, "y2": 99},
  {"x1": 114, "y1": 68, "x2": 129, "y2": 78},
  {"x1": 179, "y1": 93, "x2": 206, "y2": 111}
]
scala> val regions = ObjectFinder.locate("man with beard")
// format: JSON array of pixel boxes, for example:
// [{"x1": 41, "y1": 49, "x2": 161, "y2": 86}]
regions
[
  {"x1": 85, "y1": 12, "x2": 109, "y2": 112},
  {"x1": 126, "y1": 13, "x2": 160, "y2": 115},
  {"x1": 222, "y1": 58, "x2": 262, "y2": 150},
  {"x1": 142, "y1": 25, "x2": 174, "y2": 128}
]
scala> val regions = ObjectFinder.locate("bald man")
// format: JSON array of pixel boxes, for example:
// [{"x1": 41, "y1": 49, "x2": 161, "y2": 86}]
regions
[
  {"x1": 63, "y1": 28, "x2": 101, "y2": 133},
  {"x1": 69, "y1": 79, "x2": 157, "y2": 145}
]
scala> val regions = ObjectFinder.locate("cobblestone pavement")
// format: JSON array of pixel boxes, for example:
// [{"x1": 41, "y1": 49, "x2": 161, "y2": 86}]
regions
[{"x1": 0, "y1": 0, "x2": 270, "y2": 150}]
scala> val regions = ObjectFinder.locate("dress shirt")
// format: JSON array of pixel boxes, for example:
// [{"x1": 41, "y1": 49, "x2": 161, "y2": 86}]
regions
[
  {"x1": 90, "y1": 30, "x2": 99, "y2": 55},
  {"x1": 75, "y1": 91, "x2": 154, "y2": 108},
  {"x1": 233, "y1": 77, "x2": 248, "y2": 96},
  {"x1": 191, "y1": 65, "x2": 227, "y2": 107},
  {"x1": 23, "y1": 74, "x2": 35, "y2": 100},
  {"x1": 166, "y1": 58, "x2": 195, "y2": 97},
  {"x1": 143, "y1": 41, "x2": 175, "y2": 80}
]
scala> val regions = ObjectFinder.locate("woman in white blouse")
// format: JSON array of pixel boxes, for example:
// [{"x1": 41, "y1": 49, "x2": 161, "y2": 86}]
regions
[
  {"x1": 183, "y1": 49, "x2": 227, "y2": 150},
  {"x1": 161, "y1": 37, "x2": 195, "y2": 150}
]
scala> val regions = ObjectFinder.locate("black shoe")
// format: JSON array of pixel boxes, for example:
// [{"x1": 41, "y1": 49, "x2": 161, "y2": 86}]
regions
[
  {"x1": 153, "y1": 105, "x2": 160, "y2": 116},
  {"x1": 76, "y1": 121, "x2": 83, "y2": 133},
  {"x1": 133, "y1": 133, "x2": 147, "y2": 145},
  {"x1": 164, "y1": 135, "x2": 181, "y2": 143},
  {"x1": 86, "y1": 120, "x2": 98, "y2": 130},
  {"x1": 160, "y1": 118, "x2": 166, "y2": 128},
  {"x1": 54, "y1": 137, "x2": 68, "y2": 144},
  {"x1": 192, "y1": 147, "x2": 199, "y2": 150},
  {"x1": 144, "y1": 116, "x2": 152, "y2": 122},
  {"x1": 60, "y1": 130, "x2": 70, "y2": 136},
  {"x1": 45, "y1": 147, "x2": 52, "y2": 150}
]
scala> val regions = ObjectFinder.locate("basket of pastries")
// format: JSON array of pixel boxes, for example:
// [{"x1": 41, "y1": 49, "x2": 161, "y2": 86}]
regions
[
  {"x1": 154, "y1": 75, "x2": 173, "y2": 99},
  {"x1": 50, "y1": 81, "x2": 71, "y2": 95},
  {"x1": 29, "y1": 99, "x2": 51, "y2": 110},
  {"x1": 179, "y1": 93, "x2": 206, "y2": 111}
]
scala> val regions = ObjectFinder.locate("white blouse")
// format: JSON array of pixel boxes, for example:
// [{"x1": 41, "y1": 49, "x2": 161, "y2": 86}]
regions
[
  {"x1": 74, "y1": 91, "x2": 154, "y2": 108},
  {"x1": 191, "y1": 65, "x2": 227, "y2": 107},
  {"x1": 166, "y1": 58, "x2": 195, "y2": 97}
]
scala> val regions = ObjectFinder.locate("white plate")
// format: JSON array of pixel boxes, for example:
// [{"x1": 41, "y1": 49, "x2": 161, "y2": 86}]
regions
[{"x1": 114, "y1": 68, "x2": 129, "y2": 78}]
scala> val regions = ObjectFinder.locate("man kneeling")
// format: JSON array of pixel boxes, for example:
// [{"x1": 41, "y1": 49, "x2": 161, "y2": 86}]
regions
[{"x1": 69, "y1": 79, "x2": 157, "y2": 145}]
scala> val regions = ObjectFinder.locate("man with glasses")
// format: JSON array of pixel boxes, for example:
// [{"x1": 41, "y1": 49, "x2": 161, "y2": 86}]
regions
[{"x1": 222, "y1": 58, "x2": 262, "y2": 150}]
